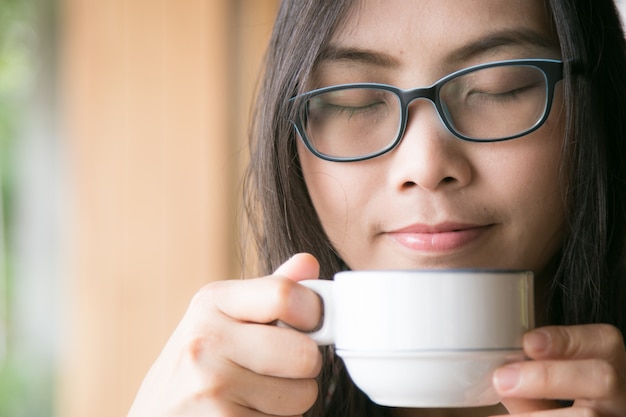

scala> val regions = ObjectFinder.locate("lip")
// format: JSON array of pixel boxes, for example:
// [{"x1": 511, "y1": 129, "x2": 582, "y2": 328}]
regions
[{"x1": 386, "y1": 222, "x2": 493, "y2": 252}]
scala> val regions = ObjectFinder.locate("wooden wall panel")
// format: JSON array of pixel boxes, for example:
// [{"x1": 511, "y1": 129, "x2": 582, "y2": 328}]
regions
[{"x1": 58, "y1": 1, "x2": 278, "y2": 416}]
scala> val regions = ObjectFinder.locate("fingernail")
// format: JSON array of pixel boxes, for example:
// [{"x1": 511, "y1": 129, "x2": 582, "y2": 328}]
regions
[
  {"x1": 494, "y1": 364, "x2": 520, "y2": 392},
  {"x1": 525, "y1": 329, "x2": 550, "y2": 353}
]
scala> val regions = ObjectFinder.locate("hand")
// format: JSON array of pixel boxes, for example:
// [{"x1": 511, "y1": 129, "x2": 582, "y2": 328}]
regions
[
  {"x1": 493, "y1": 324, "x2": 626, "y2": 416},
  {"x1": 127, "y1": 253, "x2": 324, "y2": 417}
]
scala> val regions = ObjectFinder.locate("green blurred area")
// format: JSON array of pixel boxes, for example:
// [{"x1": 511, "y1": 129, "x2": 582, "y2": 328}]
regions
[
  {"x1": 1, "y1": 0, "x2": 54, "y2": 415},
  {"x1": 2, "y1": 0, "x2": 35, "y2": 241}
]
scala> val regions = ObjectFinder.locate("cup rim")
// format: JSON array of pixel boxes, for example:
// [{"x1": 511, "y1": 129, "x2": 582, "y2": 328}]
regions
[
  {"x1": 337, "y1": 268, "x2": 532, "y2": 274},
  {"x1": 336, "y1": 348, "x2": 525, "y2": 357}
]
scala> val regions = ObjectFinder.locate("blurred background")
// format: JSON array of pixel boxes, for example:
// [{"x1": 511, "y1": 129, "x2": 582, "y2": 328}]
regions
[
  {"x1": 0, "y1": 1, "x2": 625, "y2": 416},
  {"x1": 1, "y1": 0, "x2": 278, "y2": 416}
]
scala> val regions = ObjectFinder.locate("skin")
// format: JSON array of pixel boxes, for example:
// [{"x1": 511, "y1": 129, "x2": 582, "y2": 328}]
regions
[
  {"x1": 300, "y1": 0, "x2": 566, "y2": 275},
  {"x1": 128, "y1": 1, "x2": 626, "y2": 416}
]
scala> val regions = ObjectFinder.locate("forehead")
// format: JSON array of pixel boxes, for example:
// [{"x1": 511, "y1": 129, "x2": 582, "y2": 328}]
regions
[{"x1": 326, "y1": 0, "x2": 558, "y2": 72}]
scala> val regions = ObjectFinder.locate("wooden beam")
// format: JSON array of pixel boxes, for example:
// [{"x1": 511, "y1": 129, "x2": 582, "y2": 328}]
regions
[{"x1": 58, "y1": 0, "x2": 277, "y2": 415}]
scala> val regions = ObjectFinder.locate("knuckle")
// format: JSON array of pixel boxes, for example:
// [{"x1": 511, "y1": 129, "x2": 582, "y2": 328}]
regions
[
  {"x1": 557, "y1": 326, "x2": 584, "y2": 357},
  {"x1": 258, "y1": 334, "x2": 321, "y2": 378},
  {"x1": 597, "y1": 324, "x2": 625, "y2": 351},
  {"x1": 592, "y1": 358, "x2": 622, "y2": 396},
  {"x1": 556, "y1": 324, "x2": 625, "y2": 358},
  {"x1": 174, "y1": 339, "x2": 233, "y2": 405},
  {"x1": 575, "y1": 406, "x2": 600, "y2": 417},
  {"x1": 294, "y1": 338, "x2": 323, "y2": 377},
  {"x1": 268, "y1": 277, "x2": 298, "y2": 317},
  {"x1": 181, "y1": 334, "x2": 219, "y2": 369},
  {"x1": 524, "y1": 361, "x2": 555, "y2": 390},
  {"x1": 180, "y1": 329, "x2": 227, "y2": 366},
  {"x1": 203, "y1": 368, "x2": 231, "y2": 399},
  {"x1": 183, "y1": 335, "x2": 210, "y2": 363},
  {"x1": 189, "y1": 281, "x2": 222, "y2": 311},
  {"x1": 535, "y1": 361, "x2": 554, "y2": 387}
]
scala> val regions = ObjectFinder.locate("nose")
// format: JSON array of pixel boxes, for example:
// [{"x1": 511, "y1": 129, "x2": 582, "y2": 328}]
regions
[{"x1": 386, "y1": 99, "x2": 473, "y2": 192}]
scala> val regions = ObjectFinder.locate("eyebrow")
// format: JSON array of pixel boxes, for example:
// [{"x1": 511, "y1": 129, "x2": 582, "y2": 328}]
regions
[
  {"x1": 315, "y1": 28, "x2": 558, "y2": 70},
  {"x1": 315, "y1": 45, "x2": 401, "y2": 68},
  {"x1": 449, "y1": 28, "x2": 558, "y2": 63}
]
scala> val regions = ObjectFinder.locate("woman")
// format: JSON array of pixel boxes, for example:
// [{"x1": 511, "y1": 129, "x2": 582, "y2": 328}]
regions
[{"x1": 128, "y1": 1, "x2": 626, "y2": 416}]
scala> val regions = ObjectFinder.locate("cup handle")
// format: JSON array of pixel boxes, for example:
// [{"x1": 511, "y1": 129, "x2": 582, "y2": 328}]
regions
[{"x1": 277, "y1": 279, "x2": 334, "y2": 346}]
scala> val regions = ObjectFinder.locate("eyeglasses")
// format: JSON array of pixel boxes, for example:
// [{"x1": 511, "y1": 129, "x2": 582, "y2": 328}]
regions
[{"x1": 290, "y1": 58, "x2": 563, "y2": 162}]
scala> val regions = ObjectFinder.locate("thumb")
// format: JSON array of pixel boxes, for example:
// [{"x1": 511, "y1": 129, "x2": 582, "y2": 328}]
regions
[
  {"x1": 495, "y1": 361, "x2": 566, "y2": 413},
  {"x1": 274, "y1": 253, "x2": 321, "y2": 282}
]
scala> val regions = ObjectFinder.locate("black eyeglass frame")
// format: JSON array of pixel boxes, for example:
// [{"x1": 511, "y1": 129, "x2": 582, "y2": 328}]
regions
[{"x1": 290, "y1": 58, "x2": 564, "y2": 162}]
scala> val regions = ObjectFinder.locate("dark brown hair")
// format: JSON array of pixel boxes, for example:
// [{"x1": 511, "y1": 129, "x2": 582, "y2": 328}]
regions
[{"x1": 243, "y1": 1, "x2": 626, "y2": 415}]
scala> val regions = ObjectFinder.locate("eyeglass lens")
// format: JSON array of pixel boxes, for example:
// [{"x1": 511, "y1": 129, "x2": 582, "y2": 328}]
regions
[{"x1": 300, "y1": 64, "x2": 549, "y2": 160}]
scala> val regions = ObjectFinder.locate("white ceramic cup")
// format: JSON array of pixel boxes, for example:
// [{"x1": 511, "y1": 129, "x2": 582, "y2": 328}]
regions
[{"x1": 297, "y1": 270, "x2": 534, "y2": 408}]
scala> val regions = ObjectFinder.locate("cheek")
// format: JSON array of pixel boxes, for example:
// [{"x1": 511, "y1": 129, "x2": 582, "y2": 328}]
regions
[
  {"x1": 304, "y1": 167, "x2": 350, "y2": 227},
  {"x1": 498, "y1": 88, "x2": 566, "y2": 209},
  {"x1": 298, "y1": 144, "x2": 377, "y2": 249},
  {"x1": 493, "y1": 118, "x2": 567, "y2": 268},
  {"x1": 298, "y1": 144, "x2": 351, "y2": 235}
]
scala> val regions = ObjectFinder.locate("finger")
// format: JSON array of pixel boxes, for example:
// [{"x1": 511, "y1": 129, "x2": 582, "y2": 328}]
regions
[
  {"x1": 186, "y1": 283, "x2": 323, "y2": 378},
  {"x1": 230, "y1": 366, "x2": 319, "y2": 416},
  {"x1": 177, "y1": 400, "x2": 274, "y2": 417},
  {"x1": 196, "y1": 399, "x2": 304, "y2": 417},
  {"x1": 273, "y1": 252, "x2": 321, "y2": 282},
  {"x1": 524, "y1": 325, "x2": 626, "y2": 364},
  {"x1": 177, "y1": 334, "x2": 318, "y2": 416},
  {"x1": 217, "y1": 253, "x2": 322, "y2": 330},
  {"x1": 202, "y1": 275, "x2": 323, "y2": 331},
  {"x1": 494, "y1": 358, "x2": 623, "y2": 400},
  {"x1": 237, "y1": 375, "x2": 318, "y2": 416},
  {"x1": 226, "y1": 322, "x2": 323, "y2": 379}
]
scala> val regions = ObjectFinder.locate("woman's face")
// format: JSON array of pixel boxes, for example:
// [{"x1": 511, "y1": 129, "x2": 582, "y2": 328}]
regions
[{"x1": 297, "y1": 0, "x2": 566, "y2": 274}]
